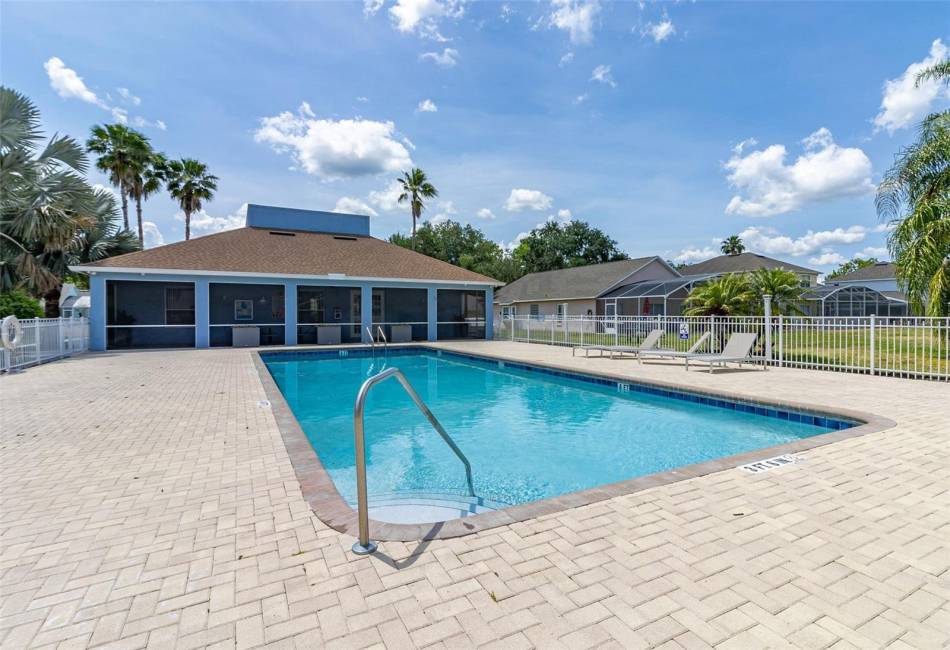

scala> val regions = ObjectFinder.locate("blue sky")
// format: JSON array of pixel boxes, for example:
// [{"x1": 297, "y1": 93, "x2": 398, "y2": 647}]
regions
[{"x1": 3, "y1": 1, "x2": 948, "y2": 272}]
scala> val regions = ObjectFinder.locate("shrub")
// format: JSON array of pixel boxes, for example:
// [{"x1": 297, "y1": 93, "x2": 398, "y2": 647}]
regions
[{"x1": 0, "y1": 290, "x2": 44, "y2": 320}]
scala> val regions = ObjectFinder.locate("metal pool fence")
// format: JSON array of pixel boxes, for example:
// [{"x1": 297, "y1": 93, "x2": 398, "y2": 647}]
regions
[
  {"x1": 0, "y1": 317, "x2": 89, "y2": 372},
  {"x1": 494, "y1": 314, "x2": 950, "y2": 381}
]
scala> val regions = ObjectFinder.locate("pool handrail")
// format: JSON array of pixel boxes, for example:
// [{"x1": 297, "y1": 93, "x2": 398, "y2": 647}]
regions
[
  {"x1": 375, "y1": 326, "x2": 387, "y2": 359},
  {"x1": 352, "y1": 367, "x2": 475, "y2": 555}
]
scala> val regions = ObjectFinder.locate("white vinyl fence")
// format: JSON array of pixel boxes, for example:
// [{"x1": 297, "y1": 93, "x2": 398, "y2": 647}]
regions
[
  {"x1": 495, "y1": 314, "x2": 950, "y2": 381},
  {"x1": 0, "y1": 317, "x2": 89, "y2": 372}
]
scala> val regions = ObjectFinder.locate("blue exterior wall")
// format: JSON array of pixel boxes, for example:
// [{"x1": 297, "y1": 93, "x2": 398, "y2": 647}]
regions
[
  {"x1": 245, "y1": 204, "x2": 370, "y2": 236},
  {"x1": 85, "y1": 271, "x2": 494, "y2": 351}
]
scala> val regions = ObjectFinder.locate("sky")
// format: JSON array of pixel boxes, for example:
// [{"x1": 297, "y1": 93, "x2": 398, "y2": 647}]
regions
[{"x1": 3, "y1": 1, "x2": 948, "y2": 274}]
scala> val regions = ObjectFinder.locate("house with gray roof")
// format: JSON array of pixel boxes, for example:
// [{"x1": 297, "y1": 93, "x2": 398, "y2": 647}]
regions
[
  {"x1": 493, "y1": 257, "x2": 679, "y2": 321},
  {"x1": 827, "y1": 262, "x2": 899, "y2": 292},
  {"x1": 801, "y1": 262, "x2": 911, "y2": 317}
]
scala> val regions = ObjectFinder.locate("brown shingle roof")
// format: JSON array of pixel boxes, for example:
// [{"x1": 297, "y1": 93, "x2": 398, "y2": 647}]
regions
[
  {"x1": 77, "y1": 227, "x2": 499, "y2": 284},
  {"x1": 679, "y1": 252, "x2": 818, "y2": 276},
  {"x1": 830, "y1": 262, "x2": 896, "y2": 282}
]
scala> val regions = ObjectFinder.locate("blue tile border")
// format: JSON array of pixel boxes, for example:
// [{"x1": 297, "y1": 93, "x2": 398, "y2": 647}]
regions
[{"x1": 260, "y1": 346, "x2": 859, "y2": 431}]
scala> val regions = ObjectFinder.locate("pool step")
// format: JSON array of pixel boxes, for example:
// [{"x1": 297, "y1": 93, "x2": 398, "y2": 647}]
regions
[{"x1": 367, "y1": 490, "x2": 508, "y2": 524}]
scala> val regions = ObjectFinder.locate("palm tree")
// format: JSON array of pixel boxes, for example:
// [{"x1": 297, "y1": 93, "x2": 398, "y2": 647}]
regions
[
  {"x1": 683, "y1": 274, "x2": 754, "y2": 316},
  {"x1": 1, "y1": 87, "x2": 97, "y2": 294},
  {"x1": 720, "y1": 235, "x2": 745, "y2": 256},
  {"x1": 876, "y1": 59, "x2": 950, "y2": 316},
  {"x1": 748, "y1": 268, "x2": 805, "y2": 316},
  {"x1": 165, "y1": 158, "x2": 218, "y2": 240},
  {"x1": 396, "y1": 168, "x2": 438, "y2": 251},
  {"x1": 126, "y1": 142, "x2": 166, "y2": 246},
  {"x1": 86, "y1": 123, "x2": 143, "y2": 230},
  {"x1": 68, "y1": 189, "x2": 141, "y2": 266}
]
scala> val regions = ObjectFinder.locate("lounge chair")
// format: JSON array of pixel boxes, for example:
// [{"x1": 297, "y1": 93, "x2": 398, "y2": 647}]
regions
[
  {"x1": 573, "y1": 329, "x2": 665, "y2": 359},
  {"x1": 685, "y1": 332, "x2": 762, "y2": 373},
  {"x1": 638, "y1": 331, "x2": 711, "y2": 364}
]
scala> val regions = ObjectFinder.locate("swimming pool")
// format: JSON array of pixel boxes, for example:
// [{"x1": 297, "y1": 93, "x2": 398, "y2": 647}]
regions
[{"x1": 262, "y1": 348, "x2": 855, "y2": 524}]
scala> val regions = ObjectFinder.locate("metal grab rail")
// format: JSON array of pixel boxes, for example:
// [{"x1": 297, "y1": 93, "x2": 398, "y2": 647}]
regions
[
  {"x1": 352, "y1": 367, "x2": 474, "y2": 554},
  {"x1": 376, "y1": 326, "x2": 387, "y2": 359}
]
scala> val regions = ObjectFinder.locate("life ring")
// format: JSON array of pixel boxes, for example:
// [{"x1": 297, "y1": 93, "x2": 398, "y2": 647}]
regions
[{"x1": 1, "y1": 315, "x2": 21, "y2": 350}]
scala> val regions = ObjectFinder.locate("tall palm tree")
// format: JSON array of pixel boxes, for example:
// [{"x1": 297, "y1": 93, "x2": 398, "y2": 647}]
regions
[
  {"x1": 126, "y1": 141, "x2": 166, "y2": 246},
  {"x1": 396, "y1": 168, "x2": 438, "y2": 251},
  {"x1": 749, "y1": 268, "x2": 805, "y2": 316},
  {"x1": 86, "y1": 123, "x2": 142, "y2": 230},
  {"x1": 1, "y1": 87, "x2": 97, "y2": 294},
  {"x1": 877, "y1": 59, "x2": 950, "y2": 316},
  {"x1": 165, "y1": 158, "x2": 218, "y2": 240},
  {"x1": 720, "y1": 235, "x2": 745, "y2": 256},
  {"x1": 683, "y1": 274, "x2": 754, "y2": 316}
]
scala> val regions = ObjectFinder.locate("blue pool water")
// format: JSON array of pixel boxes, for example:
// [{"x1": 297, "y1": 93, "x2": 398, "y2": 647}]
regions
[{"x1": 263, "y1": 349, "x2": 848, "y2": 509}]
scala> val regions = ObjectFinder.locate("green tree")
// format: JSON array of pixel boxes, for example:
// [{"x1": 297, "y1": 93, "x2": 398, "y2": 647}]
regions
[
  {"x1": 683, "y1": 274, "x2": 754, "y2": 316},
  {"x1": 128, "y1": 146, "x2": 167, "y2": 245},
  {"x1": 513, "y1": 220, "x2": 627, "y2": 274},
  {"x1": 1, "y1": 87, "x2": 98, "y2": 295},
  {"x1": 390, "y1": 219, "x2": 520, "y2": 282},
  {"x1": 165, "y1": 158, "x2": 218, "y2": 240},
  {"x1": 748, "y1": 268, "x2": 805, "y2": 315},
  {"x1": 0, "y1": 289, "x2": 44, "y2": 319},
  {"x1": 396, "y1": 168, "x2": 438, "y2": 251},
  {"x1": 86, "y1": 123, "x2": 144, "y2": 230},
  {"x1": 826, "y1": 257, "x2": 880, "y2": 280},
  {"x1": 720, "y1": 235, "x2": 745, "y2": 255},
  {"x1": 876, "y1": 59, "x2": 950, "y2": 316}
]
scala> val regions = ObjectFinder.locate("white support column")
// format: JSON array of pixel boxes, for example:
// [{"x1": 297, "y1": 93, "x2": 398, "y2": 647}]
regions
[{"x1": 763, "y1": 294, "x2": 773, "y2": 363}]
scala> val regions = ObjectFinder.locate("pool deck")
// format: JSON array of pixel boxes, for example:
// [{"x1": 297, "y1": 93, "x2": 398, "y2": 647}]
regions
[{"x1": 1, "y1": 341, "x2": 948, "y2": 649}]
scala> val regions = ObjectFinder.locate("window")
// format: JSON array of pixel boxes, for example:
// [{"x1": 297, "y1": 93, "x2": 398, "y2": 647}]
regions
[
  {"x1": 501, "y1": 306, "x2": 516, "y2": 320},
  {"x1": 530, "y1": 304, "x2": 540, "y2": 319},
  {"x1": 556, "y1": 303, "x2": 567, "y2": 322},
  {"x1": 165, "y1": 287, "x2": 196, "y2": 325}
]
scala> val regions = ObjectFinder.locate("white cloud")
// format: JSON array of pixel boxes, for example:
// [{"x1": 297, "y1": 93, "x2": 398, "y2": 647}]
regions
[
  {"x1": 500, "y1": 4, "x2": 513, "y2": 22},
  {"x1": 476, "y1": 208, "x2": 496, "y2": 220},
  {"x1": 557, "y1": 208, "x2": 572, "y2": 220},
  {"x1": 855, "y1": 246, "x2": 889, "y2": 259},
  {"x1": 43, "y1": 57, "x2": 165, "y2": 130},
  {"x1": 673, "y1": 246, "x2": 717, "y2": 264},
  {"x1": 389, "y1": 0, "x2": 463, "y2": 38},
  {"x1": 116, "y1": 87, "x2": 141, "y2": 106},
  {"x1": 643, "y1": 19, "x2": 675, "y2": 43},
  {"x1": 254, "y1": 103, "x2": 412, "y2": 180},
  {"x1": 438, "y1": 200, "x2": 457, "y2": 215},
  {"x1": 809, "y1": 251, "x2": 847, "y2": 266},
  {"x1": 420, "y1": 47, "x2": 459, "y2": 67},
  {"x1": 574, "y1": 93, "x2": 589, "y2": 104},
  {"x1": 368, "y1": 180, "x2": 405, "y2": 211},
  {"x1": 504, "y1": 188, "x2": 553, "y2": 212},
  {"x1": 724, "y1": 128, "x2": 873, "y2": 216},
  {"x1": 174, "y1": 204, "x2": 247, "y2": 235},
  {"x1": 550, "y1": 0, "x2": 600, "y2": 45},
  {"x1": 590, "y1": 64, "x2": 616, "y2": 87},
  {"x1": 333, "y1": 196, "x2": 378, "y2": 217},
  {"x1": 417, "y1": 99, "x2": 438, "y2": 112},
  {"x1": 44, "y1": 57, "x2": 103, "y2": 106},
  {"x1": 142, "y1": 221, "x2": 164, "y2": 248},
  {"x1": 738, "y1": 224, "x2": 884, "y2": 257},
  {"x1": 873, "y1": 39, "x2": 950, "y2": 134},
  {"x1": 559, "y1": 52, "x2": 574, "y2": 67},
  {"x1": 363, "y1": 0, "x2": 384, "y2": 17}
]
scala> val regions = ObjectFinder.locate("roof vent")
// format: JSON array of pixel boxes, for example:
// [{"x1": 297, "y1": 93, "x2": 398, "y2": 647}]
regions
[
  {"x1": 269, "y1": 231, "x2": 296, "y2": 237},
  {"x1": 333, "y1": 235, "x2": 357, "y2": 241}
]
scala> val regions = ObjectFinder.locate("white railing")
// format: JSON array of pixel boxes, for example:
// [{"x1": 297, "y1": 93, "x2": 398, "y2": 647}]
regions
[
  {"x1": 0, "y1": 317, "x2": 90, "y2": 372},
  {"x1": 495, "y1": 314, "x2": 950, "y2": 381}
]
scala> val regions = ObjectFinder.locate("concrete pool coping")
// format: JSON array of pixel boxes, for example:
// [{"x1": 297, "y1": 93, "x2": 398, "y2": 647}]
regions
[{"x1": 252, "y1": 344, "x2": 897, "y2": 542}]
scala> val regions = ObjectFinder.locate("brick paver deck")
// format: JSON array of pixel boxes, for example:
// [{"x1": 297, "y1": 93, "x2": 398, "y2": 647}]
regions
[{"x1": 1, "y1": 342, "x2": 947, "y2": 649}]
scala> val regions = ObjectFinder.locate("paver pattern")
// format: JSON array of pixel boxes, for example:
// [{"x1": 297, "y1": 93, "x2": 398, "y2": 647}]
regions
[{"x1": 1, "y1": 342, "x2": 948, "y2": 649}]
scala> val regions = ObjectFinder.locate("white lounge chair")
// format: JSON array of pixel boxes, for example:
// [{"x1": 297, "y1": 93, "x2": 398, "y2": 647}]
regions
[
  {"x1": 685, "y1": 332, "x2": 761, "y2": 373},
  {"x1": 638, "y1": 331, "x2": 711, "y2": 364},
  {"x1": 573, "y1": 328, "x2": 665, "y2": 359}
]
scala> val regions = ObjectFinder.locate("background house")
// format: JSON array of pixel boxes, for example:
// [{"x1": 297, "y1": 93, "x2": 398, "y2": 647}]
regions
[
  {"x1": 801, "y1": 262, "x2": 909, "y2": 316},
  {"x1": 493, "y1": 257, "x2": 678, "y2": 322},
  {"x1": 73, "y1": 205, "x2": 499, "y2": 351}
]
